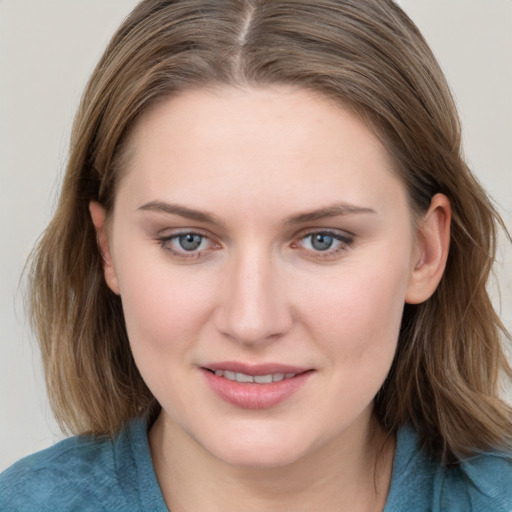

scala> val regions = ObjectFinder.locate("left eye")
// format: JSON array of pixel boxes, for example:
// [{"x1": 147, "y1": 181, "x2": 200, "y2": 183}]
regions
[
  {"x1": 176, "y1": 233, "x2": 204, "y2": 251},
  {"x1": 299, "y1": 232, "x2": 351, "y2": 252}
]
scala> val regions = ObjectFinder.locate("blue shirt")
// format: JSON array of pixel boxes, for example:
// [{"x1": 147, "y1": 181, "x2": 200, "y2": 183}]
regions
[{"x1": 1, "y1": 419, "x2": 511, "y2": 511}]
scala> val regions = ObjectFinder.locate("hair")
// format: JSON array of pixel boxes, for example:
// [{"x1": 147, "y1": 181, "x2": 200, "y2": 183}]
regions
[{"x1": 29, "y1": 0, "x2": 511, "y2": 464}]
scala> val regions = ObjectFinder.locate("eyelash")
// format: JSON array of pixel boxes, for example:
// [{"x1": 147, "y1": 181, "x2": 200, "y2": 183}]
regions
[
  {"x1": 294, "y1": 230, "x2": 354, "y2": 260},
  {"x1": 156, "y1": 229, "x2": 354, "y2": 261},
  {"x1": 157, "y1": 230, "x2": 217, "y2": 260}
]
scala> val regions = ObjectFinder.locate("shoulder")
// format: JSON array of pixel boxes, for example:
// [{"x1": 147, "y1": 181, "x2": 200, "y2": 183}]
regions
[
  {"x1": 0, "y1": 427, "x2": 135, "y2": 511},
  {"x1": 441, "y1": 450, "x2": 512, "y2": 512},
  {"x1": 386, "y1": 426, "x2": 512, "y2": 512}
]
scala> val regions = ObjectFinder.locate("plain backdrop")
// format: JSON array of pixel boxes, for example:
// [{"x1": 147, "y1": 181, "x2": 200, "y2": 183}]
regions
[{"x1": 0, "y1": 0, "x2": 511, "y2": 471}]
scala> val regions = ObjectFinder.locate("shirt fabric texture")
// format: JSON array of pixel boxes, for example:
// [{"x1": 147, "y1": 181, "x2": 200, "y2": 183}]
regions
[{"x1": 1, "y1": 418, "x2": 511, "y2": 511}]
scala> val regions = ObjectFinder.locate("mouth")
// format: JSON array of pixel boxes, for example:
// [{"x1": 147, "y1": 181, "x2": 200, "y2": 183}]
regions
[
  {"x1": 204, "y1": 368, "x2": 300, "y2": 384},
  {"x1": 201, "y1": 363, "x2": 313, "y2": 409}
]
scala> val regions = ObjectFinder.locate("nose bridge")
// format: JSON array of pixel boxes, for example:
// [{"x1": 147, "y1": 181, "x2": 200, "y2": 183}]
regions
[{"x1": 216, "y1": 243, "x2": 291, "y2": 345}]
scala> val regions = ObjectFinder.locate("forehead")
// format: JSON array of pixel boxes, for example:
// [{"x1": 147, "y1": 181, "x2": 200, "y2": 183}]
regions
[{"x1": 115, "y1": 85, "x2": 407, "y2": 219}]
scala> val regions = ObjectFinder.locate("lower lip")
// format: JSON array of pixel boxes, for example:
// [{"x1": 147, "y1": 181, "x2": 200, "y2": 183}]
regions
[{"x1": 202, "y1": 370, "x2": 312, "y2": 410}]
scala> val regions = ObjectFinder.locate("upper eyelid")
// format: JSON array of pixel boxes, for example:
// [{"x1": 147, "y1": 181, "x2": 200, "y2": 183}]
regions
[
  {"x1": 298, "y1": 232, "x2": 352, "y2": 246},
  {"x1": 293, "y1": 232, "x2": 354, "y2": 261},
  {"x1": 156, "y1": 228, "x2": 354, "y2": 248},
  {"x1": 157, "y1": 232, "x2": 215, "y2": 259},
  {"x1": 159, "y1": 231, "x2": 212, "y2": 245},
  {"x1": 297, "y1": 228, "x2": 354, "y2": 240},
  {"x1": 157, "y1": 226, "x2": 211, "y2": 237}
]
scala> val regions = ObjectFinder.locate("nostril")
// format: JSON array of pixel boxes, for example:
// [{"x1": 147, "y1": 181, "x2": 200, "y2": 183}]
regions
[{"x1": 213, "y1": 267, "x2": 293, "y2": 345}]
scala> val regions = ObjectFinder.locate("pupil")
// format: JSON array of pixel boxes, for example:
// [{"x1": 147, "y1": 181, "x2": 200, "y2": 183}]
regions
[
  {"x1": 312, "y1": 234, "x2": 333, "y2": 251},
  {"x1": 179, "y1": 234, "x2": 202, "y2": 251}
]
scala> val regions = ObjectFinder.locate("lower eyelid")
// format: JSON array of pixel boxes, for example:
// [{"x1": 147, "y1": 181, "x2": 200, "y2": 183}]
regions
[
  {"x1": 156, "y1": 231, "x2": 222, "y2": 258},
  {"x1": 295, "y1": 232, "x2": 354, "y2": 257},
  {"x1": 157, "y1": 230, "x2": 352, "y2": 259}
]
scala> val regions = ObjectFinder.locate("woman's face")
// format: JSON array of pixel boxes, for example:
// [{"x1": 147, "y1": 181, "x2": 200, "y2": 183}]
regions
[{"x1": 97, "y1": 86, "x2": 426, "y2": 467}]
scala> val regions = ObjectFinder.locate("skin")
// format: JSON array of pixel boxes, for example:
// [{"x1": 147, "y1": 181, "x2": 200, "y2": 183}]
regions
[{"x1": 91, "y1": 85, "x2": 450, "y2": 511}]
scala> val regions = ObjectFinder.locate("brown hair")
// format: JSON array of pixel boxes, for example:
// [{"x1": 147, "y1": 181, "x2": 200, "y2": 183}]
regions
[{"x1": 29, "y1": 0, "x2": 511, "y2": 463}]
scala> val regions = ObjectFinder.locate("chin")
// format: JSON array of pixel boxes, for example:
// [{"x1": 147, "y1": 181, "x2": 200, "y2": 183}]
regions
[
  {"x1": 204, "y1": 429, "x2": 315, "y2": 469},
  {"x1": 216, "y1": 445, "x2": 304, "y2": 469}
]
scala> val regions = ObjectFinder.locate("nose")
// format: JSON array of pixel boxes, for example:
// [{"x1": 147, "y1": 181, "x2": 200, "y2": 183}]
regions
[{"x1": 214, "y1": 248, "x2": 293, "y2": 346}]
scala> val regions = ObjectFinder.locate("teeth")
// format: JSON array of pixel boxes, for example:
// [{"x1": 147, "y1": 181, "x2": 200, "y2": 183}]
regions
[
  {"x1": 213, "y1": 370, "x2": 296, "y2": 383},
  {"x1": 236, "y1": 372, "x2": 254, "y2": 383},
  {"x1": 254, "y1": 374, "x2": 273, "y2": 384}
]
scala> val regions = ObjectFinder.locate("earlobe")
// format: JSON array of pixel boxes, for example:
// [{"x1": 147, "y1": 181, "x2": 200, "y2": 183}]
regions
[
  {"x1": 405, "y1": 193, "x2": 451, "y2": 304},
  {"x1": 89, "y1": 201, "x2": 120, "y2": 295}
]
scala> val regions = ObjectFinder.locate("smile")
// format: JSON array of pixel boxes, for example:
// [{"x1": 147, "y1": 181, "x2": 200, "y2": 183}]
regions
[
  {"x1": 202, "y1": 363, "x2": 313, "y2": 409},
  {"x1": 212, "y1": 370, "x2": 297, "y2": 384}
]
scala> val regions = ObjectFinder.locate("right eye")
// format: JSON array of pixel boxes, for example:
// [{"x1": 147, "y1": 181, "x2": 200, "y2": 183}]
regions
[{"x1": 157, "y1": 231, "x2": 217, "y2": 259}]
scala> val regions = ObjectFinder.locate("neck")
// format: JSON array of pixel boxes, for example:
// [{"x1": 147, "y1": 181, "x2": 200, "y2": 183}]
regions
[{"x1": 149, "y1": 411, "x2": 395, "y2": 512}]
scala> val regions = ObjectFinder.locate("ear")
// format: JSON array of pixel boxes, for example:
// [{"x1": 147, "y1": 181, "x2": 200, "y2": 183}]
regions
[
  {"x1": 405, "y1": 193, "x2": 451, "y2": 304},
  {"x1": 89, "y1": 201, "x2": 120, "y2": 295}
]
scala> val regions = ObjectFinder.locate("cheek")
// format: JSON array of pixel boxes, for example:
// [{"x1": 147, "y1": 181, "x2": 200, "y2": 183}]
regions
[
  {"x1": 299, "y1": 248, "x2": 411, "y2": 372},
  {"x1": 116, "y1": 261, "x2": 223, "y2": 411},
  {"x1": 123, "y1": 275, "x2": 212, "y2": 343},
  {"x1": 111, "y1": 241, "x2": 219, "y2": 363}
]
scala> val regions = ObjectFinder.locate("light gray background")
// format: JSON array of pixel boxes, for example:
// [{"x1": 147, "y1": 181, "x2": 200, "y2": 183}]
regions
[{"x1": 1, "y1": 0, "x2": 511, "y2": 471}]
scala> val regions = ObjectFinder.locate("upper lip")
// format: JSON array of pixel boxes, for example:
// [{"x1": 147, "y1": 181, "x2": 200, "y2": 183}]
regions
[{"x1": 202, "y1": 361, "x2": 311, "y2": 376}]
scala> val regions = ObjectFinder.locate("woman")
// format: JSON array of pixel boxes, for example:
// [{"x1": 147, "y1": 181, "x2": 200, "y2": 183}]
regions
[{"x1": 1, "y1": 0, "x2": 511, "y2": 510}]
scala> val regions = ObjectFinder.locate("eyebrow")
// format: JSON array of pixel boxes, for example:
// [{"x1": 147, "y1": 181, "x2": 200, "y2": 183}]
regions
[
  {"x1": 284, "y1": 203, "x2": 377, "y2": 225},
  {"x1": 138, "y1": 201, "x2": 225, "y2": 227},
  {"x1": 137, "y1": 200, "x2": 376, "y2": 226}
]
